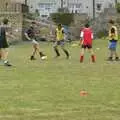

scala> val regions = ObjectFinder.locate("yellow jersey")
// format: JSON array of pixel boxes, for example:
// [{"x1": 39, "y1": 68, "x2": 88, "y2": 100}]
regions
[
  {"x1": 56, "y1": 27, "x2": 64, "y2": 41},
  {"x1": 109, "y1": 25, "x2": 118, "y2": 40}
]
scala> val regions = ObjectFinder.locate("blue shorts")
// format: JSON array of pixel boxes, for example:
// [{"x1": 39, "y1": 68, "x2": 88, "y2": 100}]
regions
[
  {"x1": 54, "y1": 40, "x2": 65, "y2": 47},
  {"x1": 109, "y1": 41, "x2": 117, "y2": 50}
]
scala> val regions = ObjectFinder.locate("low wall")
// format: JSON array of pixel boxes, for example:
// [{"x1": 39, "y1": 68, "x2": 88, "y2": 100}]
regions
[{"x1": 0, "y1": 12, "x2": 23, "y2": 43}]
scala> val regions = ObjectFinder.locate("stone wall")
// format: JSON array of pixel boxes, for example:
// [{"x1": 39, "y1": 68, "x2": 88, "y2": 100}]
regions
[
  {"x1": 0, "y1": 12, "x2": 23, "y2": 43},
  {"x1": 92, "y1": 8, "x2": 120, "y2": 38},
  {"x1": 0, "y1": 0, "x2": 28, "y2": 13},
  {"x1": 70, "y1": 14, "x2": 88, "y2": 40}
]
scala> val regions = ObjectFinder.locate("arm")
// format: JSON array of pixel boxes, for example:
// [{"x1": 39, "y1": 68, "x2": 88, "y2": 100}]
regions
[
  {"x1": 54, "y1": 30, "x2": 57, "y2": 42},
  {"x1": 6, "y1": 32, "x2": 16, "y2": 39},
  {"x1": 91, "y1": 32, "x2": 93, "y2": 40},
  {"x1": 24, "y1": 32, "x2": 31, "y2": 41},
  {"x1": 80, "y1": 31, "x2": 84, "y2": 45}
]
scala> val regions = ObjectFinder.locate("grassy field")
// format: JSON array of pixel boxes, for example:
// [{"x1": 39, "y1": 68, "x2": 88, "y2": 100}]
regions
[{"x1": 0, "y1": 40, "x2": 120, "y2": 120}]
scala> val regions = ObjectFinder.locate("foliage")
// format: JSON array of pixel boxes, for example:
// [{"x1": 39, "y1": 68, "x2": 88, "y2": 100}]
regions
[
  {"x1": 116, "y1": 3, "x2": 120, "y2": 13},
  {"x1": 96, "y1": 29, "x2": 108, "y2": 38},
  {"x1": 51, "y1": 13, "x2": 74, "y2": 26}
]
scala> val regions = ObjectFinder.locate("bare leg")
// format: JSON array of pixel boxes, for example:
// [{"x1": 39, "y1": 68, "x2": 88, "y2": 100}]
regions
[
  {"x1": 30, "y1": 44, "x2": 37, "y2": 60},
  {"x1": 108, "y1": 50, "x2": 114, "y2": 61},
  {"x1": 34, "y1": 44, "x2": 46, "y2": 58},
  {"x1": 113, "y1": 51, "x2": 119, "y2": 61},
  {"x1": 80, "y1": 48, "x2": 85, "y2": 63},
  {"x1": 88, "y1": 49, "x2": 96, "y2": 62},
  {"x1": 2, "y1": 48, "x2": 9, "y2": 62},
  {"x1": 0, "y1": 49, "x2": 2, "y2": 60},
  {"x1": 1, "y1": 48, "x2": 12, "y2": 66}
]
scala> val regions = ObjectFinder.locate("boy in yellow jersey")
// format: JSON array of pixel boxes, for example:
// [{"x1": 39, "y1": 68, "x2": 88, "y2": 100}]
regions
[
  {"x1": 54, "y1": 24, "x2": 69, "y2": 59},
  {"x1": 107, "y1": 20, "x2": 119, "y2": 61}
]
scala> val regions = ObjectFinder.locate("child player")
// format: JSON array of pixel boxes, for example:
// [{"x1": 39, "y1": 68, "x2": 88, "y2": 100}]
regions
[
  {"x1": 25, "y1": 22, "x2": 47, "y2": 60},
  {"x1": 54, "y1": 23, "x2": 70, "y2": 59},
  {"x1": 107, "y1": 20, "x2": 119, "y2": 61},
  {"x1": 80, "y1": 23, "x2": 96, "y2": 63}
]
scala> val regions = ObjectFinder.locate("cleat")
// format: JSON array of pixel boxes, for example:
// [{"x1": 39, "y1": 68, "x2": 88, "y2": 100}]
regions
[
  {"x1": 4, "y1": 61, "x2": 12, "y2": 67},
  {"x1": 30, "y1": 56, "x2": 36, "y2": 60},
  {"x1": 106, "y1": 57, "x2": 113, "y2": 61},
  {"x1": 115, "y1": 57, "x2": 120, "y2": 61},
  {"x1": 54, "y1": 55, "x2": 60, "y2": 58}
]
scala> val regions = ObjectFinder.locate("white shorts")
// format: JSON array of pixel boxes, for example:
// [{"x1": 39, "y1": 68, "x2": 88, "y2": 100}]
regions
[{"x1": 32, "y1": 39, "x2": 39, "y2": 45}]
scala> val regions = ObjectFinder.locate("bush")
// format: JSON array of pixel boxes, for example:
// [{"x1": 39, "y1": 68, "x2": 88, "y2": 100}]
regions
[
  {"x1": 96, "y1": 29, "x2": 108, "y2": 38},
  {"x1": 116, "y1": 3, "x2": 120, "y2": 13},
  {"x1": 51, "y1": 13, "x2": 74, "y2": 26}
]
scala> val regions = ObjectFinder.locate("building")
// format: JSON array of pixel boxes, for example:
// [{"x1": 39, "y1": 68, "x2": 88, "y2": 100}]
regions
[
  {"x1": 28, "y1": 0, "x2": 61, "y2": 17},
  {"x1": 28, "y1": 0, "x2": 116, "y2": 18},
  {"x1": 63, "y1": 0, "x2": 116, "y2": 18},
  {"x1": 0, "y1": 0, "x2": 29, "y2": 42}
]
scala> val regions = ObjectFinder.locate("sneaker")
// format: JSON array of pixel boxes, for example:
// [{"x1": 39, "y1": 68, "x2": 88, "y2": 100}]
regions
[
  {"x1": 30, "y1": 56, "x2": 36, "y2": 60},
  {"x1": 115, "y1": 57, "x2": 120, "y2": 61},
  {"x1": 106, "y1": 57, "x2": 113, "y2": 61},
  {"x1": 4, "y1": 61, "x2": 12, "y2": 67},
  {"x1": 54, "y1": 55, "x2": 60, "y2": 58},
  {"x1": 66, "y1": 55, "x2": 70, "y2": 59}
]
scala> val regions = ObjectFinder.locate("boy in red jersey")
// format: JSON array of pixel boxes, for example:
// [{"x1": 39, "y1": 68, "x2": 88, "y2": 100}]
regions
[{"x1": 80, "y1": 23, "x2": 96, "y2": 63}]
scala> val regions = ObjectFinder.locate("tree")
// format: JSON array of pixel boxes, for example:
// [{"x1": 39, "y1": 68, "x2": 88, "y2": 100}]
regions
[
  {"x1": 116, "y1": 2, "x2": 120, "y2": 13},
  {"x1": 25, "y1": 0, "x2": 27, "y2": 5},
  {"x1": 51, "y1": 13, "x2": 74, "y2": 26},
  {"x1": 61, "y1": 0, "x2": 63, "y2": 8},
  {"x1": 58, "y1": 7, "x2": 69, "y2": 13}
]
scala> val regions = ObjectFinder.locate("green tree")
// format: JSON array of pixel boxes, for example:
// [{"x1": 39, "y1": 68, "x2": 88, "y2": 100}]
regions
[
  {"x1": 51, "y1": 13, "x2": 74, "y2": 26},
  {"x1": 116, "y1": 3, "x2": 120, "y2": 13}
]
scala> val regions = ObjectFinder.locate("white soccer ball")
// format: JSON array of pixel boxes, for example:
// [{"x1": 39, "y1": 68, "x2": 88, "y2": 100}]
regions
[
  {"x1": 96, "y1": 48, "x2": 100, "y2": 50},
  {"x1": 41, "y1": 56, "x2": 47, "y2": 60}
]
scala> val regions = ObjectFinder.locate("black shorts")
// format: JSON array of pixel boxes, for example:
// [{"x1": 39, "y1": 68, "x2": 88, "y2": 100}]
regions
[
  {"x1": 82, "y1": 44, "x2": 92, "y2": 49},
  {"x1": 0, "y1": 39, "x2": 9, "y2": 48}
]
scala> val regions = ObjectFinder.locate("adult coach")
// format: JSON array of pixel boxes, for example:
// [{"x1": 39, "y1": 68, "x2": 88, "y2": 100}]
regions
[{"x1": 0, "y1": 18, "x2": 12, "y2": 66}]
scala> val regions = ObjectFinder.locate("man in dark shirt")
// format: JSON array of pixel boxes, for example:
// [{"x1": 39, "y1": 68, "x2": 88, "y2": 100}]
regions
[
  {"x1": 0, "y1": 18, "x2": 13, "y2": 66},
  {"x1": 25, "y1": 22, "x2": 47, "y2": 60}
]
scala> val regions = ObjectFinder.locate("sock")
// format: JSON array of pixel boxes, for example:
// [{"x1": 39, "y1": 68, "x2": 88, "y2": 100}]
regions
[
  {"x1": 31, "y1": 55, "x2": 35, "y2": 58},
  {"x1": 80, "y1": 55, "x2": 84, "y2": 63},
  {"x1": 109, "y1": 57, "x2": 113, "y2": 60},
  {"x1": 63, "y1": 50, "x2": 69, "y2": 57},
  {"x1": 54, "y1": 48, "x2": 60, "y2": 56},
  {"x1": 91, "y1": 55, "x2": 96, "y2": 63},
  {"x1": 39, "y1": 52, "x2": 45, "y2": 57},
  {"x1": 115, "y1": 57, "x2": 119, "y2": 60}
]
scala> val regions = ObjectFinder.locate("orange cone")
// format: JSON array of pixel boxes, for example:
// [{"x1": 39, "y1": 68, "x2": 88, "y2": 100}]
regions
[{"x1": 80, "y1": 90, "x2": 88, "y2": 96}]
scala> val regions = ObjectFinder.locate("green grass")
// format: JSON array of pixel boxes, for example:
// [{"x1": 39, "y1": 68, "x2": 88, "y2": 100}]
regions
[{"x1": 0, "y1": 40, "x2": 120, "y2": 120}]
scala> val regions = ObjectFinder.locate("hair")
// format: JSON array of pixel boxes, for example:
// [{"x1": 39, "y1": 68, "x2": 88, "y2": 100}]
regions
[
  {"x1": 111, "y1": 27, "x2": 115, "y2": 34},
  {"x1": 85, "y1": 23, "x2": 89, "y2": 28},
  {"x1": 3, "y1": 18, "x2": 9, "y2": 25},
  {"x1": 31, "y1": 21, "x2": 36, "y2": 24},
  {"x1": 109, "y1": 19, "x2": 114, "y2": 24},
  {"x1": 58, "y1": 23, "x2": 62, "y2": 27}
]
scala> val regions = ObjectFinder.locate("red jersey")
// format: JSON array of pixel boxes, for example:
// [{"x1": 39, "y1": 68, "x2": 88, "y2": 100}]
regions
[{"x1": 80, "y1": 28, "x2": 93, "y2": 45}]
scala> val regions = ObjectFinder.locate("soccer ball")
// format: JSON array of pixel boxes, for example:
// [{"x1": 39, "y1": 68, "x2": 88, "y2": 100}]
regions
[{"x1": 41, "y1": 56, "x2": 47, "y2": 60}]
